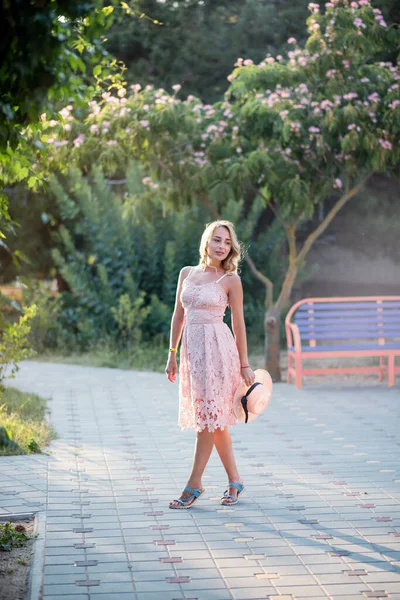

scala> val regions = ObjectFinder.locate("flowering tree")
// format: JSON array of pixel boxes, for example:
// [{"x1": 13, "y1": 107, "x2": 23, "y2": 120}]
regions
[{"x1": 27, "y1": 0, "x2": 399, "y2": 379}]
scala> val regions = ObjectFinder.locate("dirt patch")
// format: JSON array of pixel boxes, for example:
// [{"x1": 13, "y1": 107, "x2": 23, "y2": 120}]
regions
[{"x1": 0, "y1": 517, "x2": 36, "y2": 600}]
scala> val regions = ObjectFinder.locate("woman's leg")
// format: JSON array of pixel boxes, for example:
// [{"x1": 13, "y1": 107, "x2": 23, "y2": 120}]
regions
[
  {"x1": 170, "y1": 428, "x2": 214, "y2": 507},
  {"x1": 214, "y1": 427, "x2": 243, "y2": 501}
]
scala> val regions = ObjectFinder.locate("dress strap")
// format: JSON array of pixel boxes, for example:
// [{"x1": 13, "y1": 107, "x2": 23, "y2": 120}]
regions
[{"x1": 216, "y1": 272, "x2": 228, "y2": 283}]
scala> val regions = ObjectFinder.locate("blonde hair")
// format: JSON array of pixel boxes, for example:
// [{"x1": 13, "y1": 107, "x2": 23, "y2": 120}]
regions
[{"x1": 198, "y1": 220, "x2": 241, "y2": 274}]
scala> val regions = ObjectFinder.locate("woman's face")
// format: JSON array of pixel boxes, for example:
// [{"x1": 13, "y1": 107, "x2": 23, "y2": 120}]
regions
[{"x1": 207, "y1": 226, "x2": 232, "y2": 262}]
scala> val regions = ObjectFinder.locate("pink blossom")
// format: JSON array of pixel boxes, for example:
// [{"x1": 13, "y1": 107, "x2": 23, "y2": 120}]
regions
[
  {"x1": 288, "y1": 37, "x2": 296, "y2": 44},
  {"x1": 125, "y1": 128, "x2": 131, "y2": 134},
  {"x1": 73, "y1": 134, "x2": 85, "y2": 147},
  {"x1": 308, "y1": 3, "x2": 319, "y2": 13},
  {"x1": 172, "y1": 84, "x2": 181, "y2": 92},
  {"x1": 117, "y1": 88, "x2": 126, "y2": 97},
  {"x1": 348, "y1": 123, "x2": 356, "y2": 130},
  {"x1": 90, "y1": 124, "x2": 99, "y2": 134},
  {"x1": 54, "y1": 140, "x2": 68, "y2": 147},
  {"x1": 130, "y1": 84, "x2": 142, "y2": 92},
  {"x1": 107, "y1": 140, "x2": 117, "y2": 146},
  {"x1": 236, "y1": 147, "x2": 242, "y2": 153},
  {"x1": 343, "y1": 60, "x2": 350, "y2": 68},
  {"x1": 354, "y1": 17, "x2": 366, "y2": 28},
  {"x1": 334, "y1": 178, "x2": 343, "y2": 189},
  {"x1": 320, "y1": 99, "x2": 334, "y2": 110},
  {"x1": 368, "y1": 92, "x2": 380, "y2": 103},
  {"x1": 227, "y1": 74, "x2": 233, "y2": 82},
  {"x1": 59, "y1": 107, "x2": 70, "y2": 119},
  {"x1": 379, "y1": 139, "x2": 392, "y2": 150},
  {"x1": 139, "y1": 120, "x2": 149, "y2": 127},
  {"x1": 64, "y1": 124, "x2": 71, "y2": 132},
  {"x1": 243, "y1": 59, "x2": 254, "y2": 66},
  {"x1": 344, "y1": 92, "x2": 358, "y2": 100},
  {"x1": 308, "y1": 126, "x2": 320, "y2": 133}
]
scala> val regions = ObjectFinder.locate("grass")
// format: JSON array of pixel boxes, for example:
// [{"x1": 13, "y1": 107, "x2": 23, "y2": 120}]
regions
[
  {"x1": 32, "y1": 341, "x2": 174, "y2": 373},
  {"x1": 0, "y1": 387, "x2": 57, "y2": 456}
]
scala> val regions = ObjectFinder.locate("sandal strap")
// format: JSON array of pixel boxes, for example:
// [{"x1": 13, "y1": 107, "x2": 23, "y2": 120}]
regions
[
  {"x1": 228, "y1": 482, "x2": 244, "y2": 492},
  {"x1": 184, "y1": 486, "x2": 202, "y2": 498},
  {"x1": 223, "y1": 494, "x2": 237, "y2": 502},
  {"x1": 173, "y1": 493, "x2": 195, "y2": 506}
]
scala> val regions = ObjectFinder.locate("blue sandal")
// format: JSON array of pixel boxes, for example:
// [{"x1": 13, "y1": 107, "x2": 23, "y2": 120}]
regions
[
  {"x1": 220, "y1": 482, "x2": 245, "y2": 506},
  {"x1": 169, "y1": 486, "x2": 204, "y2": 509}
]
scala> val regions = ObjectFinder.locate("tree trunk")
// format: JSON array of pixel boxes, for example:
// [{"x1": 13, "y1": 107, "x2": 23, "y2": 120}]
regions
[
  {"x1": 264, "y1": 305, "x2": 281, "y2": 381},
  {"x1": 264, "y1": 260, "x2": 298, "y2": 382}
]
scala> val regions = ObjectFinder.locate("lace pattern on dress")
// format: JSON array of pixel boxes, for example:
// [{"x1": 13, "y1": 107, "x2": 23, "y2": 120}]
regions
[{"x1": 178, "y1": 273, "x2": 241, "y2": 432}]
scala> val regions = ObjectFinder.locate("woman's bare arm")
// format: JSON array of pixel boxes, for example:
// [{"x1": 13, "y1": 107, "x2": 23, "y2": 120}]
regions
[{"x1": 168, "y1": 266, "x2": 191, "y2": 350}]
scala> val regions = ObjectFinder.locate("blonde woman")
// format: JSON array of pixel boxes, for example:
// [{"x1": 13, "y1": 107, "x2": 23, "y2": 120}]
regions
[{"x1": 165, "y1": 220, "x2": 255, "y2": 508}]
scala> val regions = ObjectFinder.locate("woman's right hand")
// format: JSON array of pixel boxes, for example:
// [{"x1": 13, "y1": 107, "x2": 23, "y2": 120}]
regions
[{"x1": 165, "y1": 354, "x2": 178, "y2": 382}]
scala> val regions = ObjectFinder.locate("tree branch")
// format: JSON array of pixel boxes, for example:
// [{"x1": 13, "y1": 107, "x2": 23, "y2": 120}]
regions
[
  {"x1": 200, "y1": 194, "x2": 220, "y2": 219},
  {"x1": 244, "y1": 253, "x2": 274, "y2": 311},
  {"x1": 296, "y1": 174, "x2": 372, "y2": 266}
]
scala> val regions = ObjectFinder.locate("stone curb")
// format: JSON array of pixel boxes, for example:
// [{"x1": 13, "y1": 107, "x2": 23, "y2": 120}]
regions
[{"x1": 28, "y1": 511, "x2": 46, "y2": 600}]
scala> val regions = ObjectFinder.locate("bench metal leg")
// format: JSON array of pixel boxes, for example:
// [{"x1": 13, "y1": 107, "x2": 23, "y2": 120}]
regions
[
  {"x1": 388, "y1": 355, "x2": 395, "y2": 387},
  {"x1": 288, "y1": 353, "x2": 293, "y2": 384},
  {"x1": 379, "y1": 356, "x2": 385, "y2": 382},
  {"x1": 295, "y1": 355, "x2": 303, "y2": 389}
]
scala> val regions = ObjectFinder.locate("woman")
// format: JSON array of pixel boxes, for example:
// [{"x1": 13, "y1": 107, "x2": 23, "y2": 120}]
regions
[{"x1": 165, "y1": 220, "x2": 255, "y2": 508}]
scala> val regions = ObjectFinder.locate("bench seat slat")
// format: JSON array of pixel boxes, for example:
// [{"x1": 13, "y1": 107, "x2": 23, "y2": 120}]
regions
[
  {"x1": 288, "y1": 343, "x2": 400, "y2": 352},
  {"x1": 300, "y1": 332, "x2": 400, "y2": 341},
  {"x1": 295, "y1": 309, "x2": 400, "y2": 318},
  {"x1": 296, "y1": 301, "x2": 400, "y2": 311},
  {"x1": 297, "y1": 323, "x2": 400, "y2": 332},
  {"x1": 295, "y1": 315, "x2": 400, "y2": 325}
]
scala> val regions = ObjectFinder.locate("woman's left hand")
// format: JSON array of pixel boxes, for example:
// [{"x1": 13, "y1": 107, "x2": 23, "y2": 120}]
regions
[{"x1": 241, "y1": 366, "x2": 256, "y2": 387}]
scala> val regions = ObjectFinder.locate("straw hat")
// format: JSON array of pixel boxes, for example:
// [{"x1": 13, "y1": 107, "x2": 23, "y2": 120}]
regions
[{"x1": 233, "y1": 369, "x2": 272, "y2": 424}]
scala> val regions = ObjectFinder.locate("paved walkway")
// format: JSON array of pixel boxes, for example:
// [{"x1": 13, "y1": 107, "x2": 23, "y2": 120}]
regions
[{"x1": 1, "y1": 362, "x2": 400, "y2": 600}]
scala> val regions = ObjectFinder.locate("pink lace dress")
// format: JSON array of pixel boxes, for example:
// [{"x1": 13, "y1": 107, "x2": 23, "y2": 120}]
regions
[{"x1": 178, "y1": 268, "x2": 241, "y2": 432}]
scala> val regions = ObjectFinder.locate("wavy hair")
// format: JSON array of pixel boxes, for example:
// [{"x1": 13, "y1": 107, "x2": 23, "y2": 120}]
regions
[{"x1": 198, "y1": 220, "x2": 241, "y2": 274}]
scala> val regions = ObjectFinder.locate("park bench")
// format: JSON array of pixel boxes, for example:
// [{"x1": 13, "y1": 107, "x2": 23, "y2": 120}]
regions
[{"x1": 285, "y1": 296, "x2": 400, "y2": 388}]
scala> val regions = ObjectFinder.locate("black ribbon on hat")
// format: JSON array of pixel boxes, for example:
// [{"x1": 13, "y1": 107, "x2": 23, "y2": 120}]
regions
[{"x1": 240, "y1": 381, "x2": 262, "y2": 424}]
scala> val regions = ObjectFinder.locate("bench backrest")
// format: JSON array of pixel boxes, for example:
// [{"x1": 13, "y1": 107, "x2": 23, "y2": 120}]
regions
[{"x1": 285, "y1": 296, "x2": 400, "y2": 348}]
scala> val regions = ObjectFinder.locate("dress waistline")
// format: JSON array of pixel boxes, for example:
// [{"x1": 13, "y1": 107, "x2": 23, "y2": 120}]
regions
[{"x1": 184, "y1": 308, "x2": 225, "y2": 325}]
